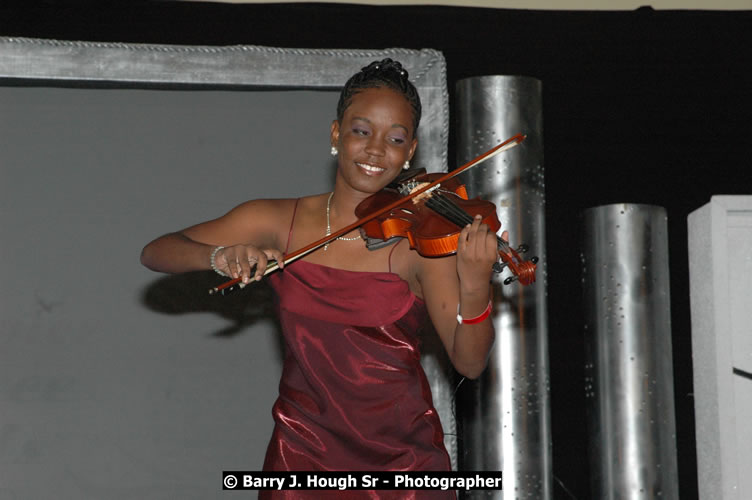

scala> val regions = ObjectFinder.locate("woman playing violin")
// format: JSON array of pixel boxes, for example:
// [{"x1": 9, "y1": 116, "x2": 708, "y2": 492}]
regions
[{"x1": 141, "y1": 59, "x2": 502, "y2": 493}]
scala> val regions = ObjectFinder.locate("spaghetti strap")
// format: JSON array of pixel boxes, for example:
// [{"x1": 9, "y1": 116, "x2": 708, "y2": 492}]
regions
[{"x1": 284, "y1": 199, "x2": 300, "y2": 256}]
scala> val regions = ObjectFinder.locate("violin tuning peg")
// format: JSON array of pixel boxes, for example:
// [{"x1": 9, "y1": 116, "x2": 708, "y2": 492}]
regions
[
  {"x1": 531, "y1": 256, "x2": 539, "y2": 264},
  {"x1": 492, "y1": 261, "x2": 507, "y2": 274},
  {"x1": 503, "y1": 275, "x2": 519, "y2": 286},
  {"x1": 516, "y1": 243, "x2": 529, "y2": 254}
]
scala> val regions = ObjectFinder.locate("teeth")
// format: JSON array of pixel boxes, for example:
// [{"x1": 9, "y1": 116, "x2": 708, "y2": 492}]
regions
[{"x1": 357, "y1": 162, "x2": 385, "y2": 173}]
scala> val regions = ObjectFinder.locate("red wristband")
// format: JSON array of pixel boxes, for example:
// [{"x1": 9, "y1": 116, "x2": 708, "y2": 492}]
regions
[{"x1": 456, "y1": 300, "x2": 493, "y2": 325}]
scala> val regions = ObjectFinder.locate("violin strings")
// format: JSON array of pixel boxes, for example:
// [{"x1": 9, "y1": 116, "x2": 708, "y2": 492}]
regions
[
  {"x1": 426, "y1": 193, "x2": 511, "y2": 252},
  {"x1": 441, "y1": 194, "x2": 509, "y2": 251},
  {"x1": 424, "y1": 194, "x2": 470, "y2": 226}
]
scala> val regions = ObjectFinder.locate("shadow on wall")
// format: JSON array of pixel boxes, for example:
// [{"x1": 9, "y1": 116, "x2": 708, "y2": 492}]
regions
[{"x1": 140, "y1": 271, "x2": 284, "y2": 343}]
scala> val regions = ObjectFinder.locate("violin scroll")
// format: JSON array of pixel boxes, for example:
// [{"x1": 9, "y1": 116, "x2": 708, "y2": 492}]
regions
[
  {"x1": 497, "y1": 241, "x2": 538, "y2": 286},
  {"x1": 495, "y1": 243, "x2": 538, "y2": 286}
]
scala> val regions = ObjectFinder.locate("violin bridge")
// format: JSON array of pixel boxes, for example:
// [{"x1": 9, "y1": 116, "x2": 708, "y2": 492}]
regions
[{"x1": 399, "y1": 181, "x2": 440, "y2": 203}]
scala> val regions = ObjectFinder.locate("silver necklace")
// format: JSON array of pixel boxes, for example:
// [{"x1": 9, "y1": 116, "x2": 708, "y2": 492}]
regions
[{"x1": 325, "y1": 192, "x2": 361, "y2": 251}]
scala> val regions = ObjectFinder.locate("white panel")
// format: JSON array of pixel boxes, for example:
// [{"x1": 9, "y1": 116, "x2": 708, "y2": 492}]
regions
[
  {"x1": 727, "y1": 212, "x2": 752, "y2": 372},
  {"x1": 688, "y1": 195, "x2": 752, "y2": 500}
]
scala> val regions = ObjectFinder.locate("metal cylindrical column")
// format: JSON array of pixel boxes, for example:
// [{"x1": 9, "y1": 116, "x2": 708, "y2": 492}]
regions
[
  {"x1": 456, "y1": 76, "x2": 550, "y2": 499},
  {"x1": 581, "y1": 204, "x2": 679, "y2": 499}
]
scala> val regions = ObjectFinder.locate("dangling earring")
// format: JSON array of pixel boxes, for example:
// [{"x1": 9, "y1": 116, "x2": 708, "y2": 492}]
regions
[
  {"x1": 331, "y1": 146, "x2": 338, "y2": 157},
  {"x1": 403, "y1": 160, "x2": 410, "y2": 170}
]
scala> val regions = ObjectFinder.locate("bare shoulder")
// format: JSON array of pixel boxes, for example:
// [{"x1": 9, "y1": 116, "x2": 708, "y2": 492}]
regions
[
  {"x1": 229, "y1": 198, "x2": 297, "y2": 224},
  {"x1": 227, "y1": 198, "x2": 301, "y2": 245},
  {"x1": 181, "y1": 197, "x2": 299, "y2": 249},
  {"x1": 234, "y1": 194, "x2": 325, "y2": 214}
]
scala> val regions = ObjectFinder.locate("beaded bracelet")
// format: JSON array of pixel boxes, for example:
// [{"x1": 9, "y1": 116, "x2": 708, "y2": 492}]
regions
[
  {"x1": 210, "y1": 246, "x2": 228, "y2": 277},
  {"x1": 456, "y1": 300, "x2": 493, "y2": 325}
]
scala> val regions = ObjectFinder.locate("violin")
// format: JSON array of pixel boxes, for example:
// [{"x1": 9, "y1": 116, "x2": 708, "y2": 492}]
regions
[
  {"x1": 356, "y1": 170, "x2": 538, "y2": 286},
  {"x1": 208, "y1": 133, "x2": 533, "y2": 294}
]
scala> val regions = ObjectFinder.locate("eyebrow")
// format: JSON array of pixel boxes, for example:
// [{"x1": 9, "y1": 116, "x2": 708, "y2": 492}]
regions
[{"x1": 352, "y1": 116, "x2": 409, "y2": 134}]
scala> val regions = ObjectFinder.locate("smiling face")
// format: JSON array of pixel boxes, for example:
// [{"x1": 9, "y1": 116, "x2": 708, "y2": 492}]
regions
[{"x1": 330, "y1": 86, "x2": 418, "y2": 195}]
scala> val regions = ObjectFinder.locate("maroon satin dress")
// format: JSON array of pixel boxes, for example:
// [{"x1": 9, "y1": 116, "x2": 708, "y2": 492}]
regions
[{"x1": 261, "y1": 205, "x2": 454, "y2": 499}]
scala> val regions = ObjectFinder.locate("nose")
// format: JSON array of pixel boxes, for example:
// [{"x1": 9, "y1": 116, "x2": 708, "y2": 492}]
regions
[{"x1": 364, "y1": 134, "x2": 386, "y2": 157}]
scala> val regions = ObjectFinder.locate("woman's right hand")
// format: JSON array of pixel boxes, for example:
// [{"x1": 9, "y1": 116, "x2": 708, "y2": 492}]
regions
[{"x1": 213, "y1": 245, "x2": 285, "y2": 284}]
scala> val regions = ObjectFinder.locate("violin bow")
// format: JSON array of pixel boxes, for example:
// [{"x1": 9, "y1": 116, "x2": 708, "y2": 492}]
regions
[{"x1": 209, "y1": 133, "x2": 526, "y2": 294}]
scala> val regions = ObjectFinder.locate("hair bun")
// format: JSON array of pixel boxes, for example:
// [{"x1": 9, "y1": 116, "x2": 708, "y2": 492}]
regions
[
  {"x1": 362, "y1": 58, "x2": 409, "y2": 80},
  {"x1": 337, "y1": 57, "x2": 421, "y2": 132}
]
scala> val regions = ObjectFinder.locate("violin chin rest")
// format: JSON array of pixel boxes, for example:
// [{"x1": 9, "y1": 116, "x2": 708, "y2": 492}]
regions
[{"x1": 363, "y1": 236, "x2": 401, "y2": 251}]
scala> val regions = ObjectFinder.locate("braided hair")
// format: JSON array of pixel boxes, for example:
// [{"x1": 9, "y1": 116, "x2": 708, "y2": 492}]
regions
[{"x1": 336, "y1": 58, "x2": 422, "y2": 133}]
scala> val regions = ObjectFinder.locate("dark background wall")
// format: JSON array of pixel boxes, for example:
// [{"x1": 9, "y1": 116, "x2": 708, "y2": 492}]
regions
[{"x1": 3, "y1": 2, "x2": 751, "y2": 499}]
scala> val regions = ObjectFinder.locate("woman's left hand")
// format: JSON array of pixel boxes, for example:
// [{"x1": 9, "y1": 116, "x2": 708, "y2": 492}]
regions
[{"x1": 456, "y1": 215, "x2": 505, "y2": 292}]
